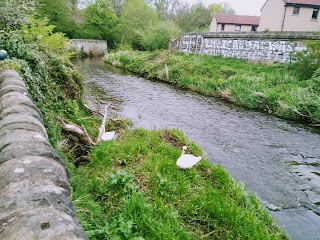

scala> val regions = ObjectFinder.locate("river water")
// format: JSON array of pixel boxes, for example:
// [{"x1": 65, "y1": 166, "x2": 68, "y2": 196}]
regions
[{"x1": 73, "y1": 57, "x2": 320, "y2": 240}]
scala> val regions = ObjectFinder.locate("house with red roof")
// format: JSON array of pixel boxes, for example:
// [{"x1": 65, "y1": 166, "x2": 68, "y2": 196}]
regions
[
  {"x1": 259, "y1": 0, "x2": 320, "y2": 31},
  {"x1": 209, "y1": 1, "x2": 320, "y2": 32},
  {"x1": 210, "y1": 14, "x2": 260, "y2": 32}
]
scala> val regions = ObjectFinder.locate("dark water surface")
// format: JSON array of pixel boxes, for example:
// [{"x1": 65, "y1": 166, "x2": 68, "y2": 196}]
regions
[{"x1": 74, "y1": 57, "x2": 320, "y2": 240}]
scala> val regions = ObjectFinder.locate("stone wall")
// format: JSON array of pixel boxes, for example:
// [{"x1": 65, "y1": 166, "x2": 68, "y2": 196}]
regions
[
  {"x1": 0, "y1": 70, "x2": 87, "y2": 239},
  {"x1": 170, "y1": 32, "x2": 320, "y2": 63},
  {"x1": 70, "y1": 39, "x2": 108, "y2": 56}
]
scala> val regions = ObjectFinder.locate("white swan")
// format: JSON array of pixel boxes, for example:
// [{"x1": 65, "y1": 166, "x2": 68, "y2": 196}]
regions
[
  {"x1": 101, "y1": 131, "x2": 116, "y2": 141},
  {"x1": 176, "y1": 146, "x2": 202, "y2": 169}
]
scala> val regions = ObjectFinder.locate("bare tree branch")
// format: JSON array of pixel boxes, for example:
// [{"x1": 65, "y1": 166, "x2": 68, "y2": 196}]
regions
[{"x1": 58, "y1": 117, "x2": 95, "y2": 146}]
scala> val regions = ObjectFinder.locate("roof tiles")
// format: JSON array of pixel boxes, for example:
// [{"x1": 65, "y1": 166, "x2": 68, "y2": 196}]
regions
[
  {"x1": 214, "y1": 14, "x2": 260, "y2": 25},
  {"x1": 283, "y1": 0, "x2": 320, "y2": 5}
]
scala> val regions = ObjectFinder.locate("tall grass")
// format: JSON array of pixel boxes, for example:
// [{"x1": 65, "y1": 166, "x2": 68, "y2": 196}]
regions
[
  {"x1": 105, "y1": 50, "x2": 320, "y2": 124},
  {"x1": 72, "y1": 128, "x2": 288, "y2": 239}
]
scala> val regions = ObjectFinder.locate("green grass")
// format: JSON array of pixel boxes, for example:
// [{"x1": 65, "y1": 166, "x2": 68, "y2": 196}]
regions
[
  {"x1": 71, "y1": 128, "x2": 288, "y2": 240},
  {"x1": 105, "y1": 50, "x2": 320, "y2": 124}
]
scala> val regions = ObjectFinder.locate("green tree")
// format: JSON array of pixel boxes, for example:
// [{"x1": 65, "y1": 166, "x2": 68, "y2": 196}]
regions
[
  {"x1": 154, "y1": 0, "x2": 172, "y2": 20},
  {"x1": 166, "y1": 0, "x2": 190, "y2": 25},
  {"x1": 81, "y1": 0, "x2": 118, "y2": 46},
  {"x1": 178, "y1": 2, "x2": 235, "y2": 32},
  {"x1": 22, "y1": 16, "x2": 70, "y2": 54},
  {"x1": 118, "y1": 0, "x2": 159, "y2": 49},
  {"x1": 208, "y1": 3, "x2": 235, "y2": 18},
  {"x1": 208, "y1": 3, "x2": 222, "y2": 17},
  {"x1": 37, "y1": 0, "x2": 78, "y2": 38},
  {"x1": 147, "y1": 0, "x2": 188, "y2": 22},
  {"x1": 178, "y1": 3, "x2": 211, "y2": 32},
  {"x1": 139, "y1": 20, "x2": 181, "y2": 51},
  {"x1": 108, "y1": 0, "x2": 126, "y2": 16},
  {"x1": 219, "y1": 2, "x2": 236, "y2": 15}
]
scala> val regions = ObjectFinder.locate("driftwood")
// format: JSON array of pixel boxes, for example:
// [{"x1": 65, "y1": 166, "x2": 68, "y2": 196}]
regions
[
  {"x1": 59, "y1": 104, "x2": 115, "y2": 164},
  {"x1": 74, "y1": 156, "x2": 91, "y2": 165},
  {"x1": 58, "y1": 117, "x2": 95, "y2": 146},
  {"x1": 84, "y1": 103, "x2": 103, "y2": 117},
  {"x1": 58, "y1": 117, "x2": 95, "y2": 165}
]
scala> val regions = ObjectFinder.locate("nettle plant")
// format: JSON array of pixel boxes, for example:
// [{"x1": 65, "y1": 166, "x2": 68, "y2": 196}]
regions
[{"x1": 109, "y1": 170, "x2": 138, "y2": 195}]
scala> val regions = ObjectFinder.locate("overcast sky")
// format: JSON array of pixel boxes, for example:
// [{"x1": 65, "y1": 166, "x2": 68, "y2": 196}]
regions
[{"x1": 183, "y1": 0, "x2": 267, "y2": 16}]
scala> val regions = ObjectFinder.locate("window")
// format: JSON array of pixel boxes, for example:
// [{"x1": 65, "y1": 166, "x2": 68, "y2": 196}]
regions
[
  {"x1": 235, "y1": 25, "x2": 241, "y2": 31},
  {"x1": 221, "y1": 24, "x2": 225, "y2": 31},
  {"x1": 293, "y1": 6, "x2": 300, "y2": 15},
  {"x1": 312, "y1": 8, "x2": 319, "y2": 20},
  {"x1": 251, "y1": 26, "x2": 257, "y2": 32}
]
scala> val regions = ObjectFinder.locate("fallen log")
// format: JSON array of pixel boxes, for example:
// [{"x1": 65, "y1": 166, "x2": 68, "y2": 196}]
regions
[
  {"x1": 58, "y1": 117, "x2": 95, "y2": 146},
  {"x1": 59, "y1": 104, "x2": 117, "y2": 164}
]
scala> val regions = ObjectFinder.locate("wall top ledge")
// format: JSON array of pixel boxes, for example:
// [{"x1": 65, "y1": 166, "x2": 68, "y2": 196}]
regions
[
  {"x1": 184, "y1": 32, "x2": 320, "y2": 40},
  {"x1": 70, "y1": 39, "x2": 108, "y2": 43}
]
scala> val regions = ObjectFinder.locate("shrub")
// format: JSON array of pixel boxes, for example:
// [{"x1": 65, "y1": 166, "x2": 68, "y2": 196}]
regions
[
  {"x1": 138, "y1": 21, "x2": 181, "y2": 51},
  {"x1": 291, "y1": 40, "x2": 320, "y2": 79},
  {"x1": 21, "y1": 16, "x2": 71, "y2": 55}
]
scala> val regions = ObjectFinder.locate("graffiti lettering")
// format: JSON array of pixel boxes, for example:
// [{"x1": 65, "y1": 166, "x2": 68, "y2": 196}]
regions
[{"x1": 174, "y1": 34, "x2": 304, "y2": 63}]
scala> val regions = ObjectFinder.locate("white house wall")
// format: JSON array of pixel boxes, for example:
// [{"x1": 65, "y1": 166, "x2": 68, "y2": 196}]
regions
[
  {"x1": 282, "y1": 6, "x2": 320, "y2": 31},
  {"x1": 213, "y1": 23, "x2": 255, "y2": 32},
  {"x1": 209, "y1": 18, "x2": 218, "y2": 32},
  {"x1": 227, "y1": 24, "x2": 252, "y2": 32},
  {"x1": 259, "y1": 0, "x2": 286, "y2": 31}
]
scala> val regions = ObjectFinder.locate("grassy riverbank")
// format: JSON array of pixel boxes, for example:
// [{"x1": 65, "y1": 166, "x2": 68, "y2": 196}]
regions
[
  {"x1": 71, "y1": 127, "x2": 288, "y2": 239},
  {"x1": 105, "y1": 50, "x2": 320, "y2": 124}
]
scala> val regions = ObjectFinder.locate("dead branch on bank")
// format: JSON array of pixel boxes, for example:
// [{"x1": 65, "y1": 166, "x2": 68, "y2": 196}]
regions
[
  {"x1": 84, "y1": 103, "x2": 103, "y2": 117},
  {"x1": 74, "y1": 156, "x2": 91, "y2": 165},
  {"x1": 58, "y1": 104, "x2": 116, "y2": 165},
  {"x1": 58, "y1": 117, "x2": 95, "y2": 146}
]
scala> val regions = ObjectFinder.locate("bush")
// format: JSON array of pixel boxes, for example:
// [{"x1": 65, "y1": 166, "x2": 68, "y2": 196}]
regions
[
  {"x1": 138, "y1": 21, "x2": 181, "y2": 51},
  {"x1": 291, "y1": 40, "x2": 320, "y2": 79},
  {"x1": 21, "y1": 16, "x2": 71, "y2": 55}
]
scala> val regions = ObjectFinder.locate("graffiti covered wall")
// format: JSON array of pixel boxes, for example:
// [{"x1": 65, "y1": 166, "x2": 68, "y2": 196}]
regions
[{"x1": 171, "y1": 32, "x2": 320, "y2": 63}]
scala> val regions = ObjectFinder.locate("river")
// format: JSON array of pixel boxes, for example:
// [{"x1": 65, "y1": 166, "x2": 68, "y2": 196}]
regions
[{"x1": 73, "y1": 57, "x2": 320, "y2": 240}]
